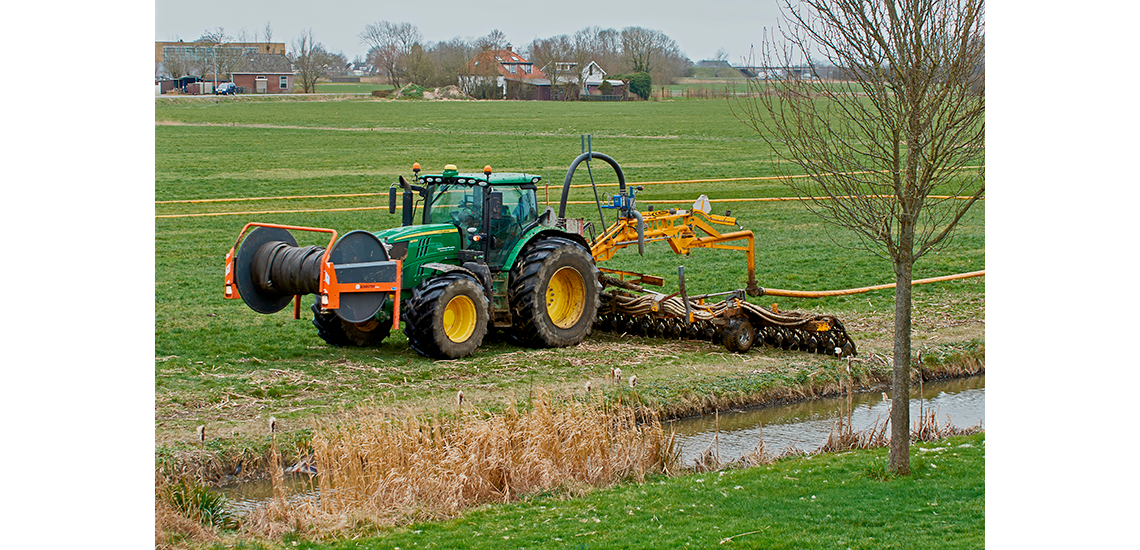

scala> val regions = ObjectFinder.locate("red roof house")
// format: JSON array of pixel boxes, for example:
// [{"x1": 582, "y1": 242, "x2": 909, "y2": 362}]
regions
[{"x1": 459, "y1": 46, "x2": 546, "y2": 99}]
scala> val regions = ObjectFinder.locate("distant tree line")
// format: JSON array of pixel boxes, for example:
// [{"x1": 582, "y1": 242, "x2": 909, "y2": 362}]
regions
[
  {"x1": 163, "y1": 23, "x2": 693, "y2": 97},
  {"x1": 356, "y1": 24, "x2": 692, "y2": 96}
]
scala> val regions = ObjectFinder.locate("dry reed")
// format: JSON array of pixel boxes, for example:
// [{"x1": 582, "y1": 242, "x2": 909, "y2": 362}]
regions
[
  {"x1": 302, "y1": 389, "x2": 677, "y2": 526},
  {"x1": 241, "y1": 432, "x2": 321, "y2": 539},
  {"x1": 912, "y1": 409, "x2": 983, "y2": 441}
]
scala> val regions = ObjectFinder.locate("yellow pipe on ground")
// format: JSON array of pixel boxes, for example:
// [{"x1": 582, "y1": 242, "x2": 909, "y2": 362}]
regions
[{"x1": 758, "y1": 270, "x2": 985, "y2": 298}]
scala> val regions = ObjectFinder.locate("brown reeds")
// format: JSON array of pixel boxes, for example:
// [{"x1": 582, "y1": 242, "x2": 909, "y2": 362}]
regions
[
  {"x1": 912, "y1": 409, "x2": 983, "y2": 442},
  {"x1": 302, "y1": 389, "x2": 677, "y2": 526},
  {"x1": 242, "y1": 431, "x2": 319, "y2": 539}
]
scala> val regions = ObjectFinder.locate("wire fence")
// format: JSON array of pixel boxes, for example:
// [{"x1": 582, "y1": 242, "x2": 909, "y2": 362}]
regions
[{"x1": 155, "y1": 169, "x2": 984, "y2": 219}]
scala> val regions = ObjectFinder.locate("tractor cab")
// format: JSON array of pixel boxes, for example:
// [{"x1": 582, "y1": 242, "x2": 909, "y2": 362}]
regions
[{"x1": 391, "y1": 164, "x2": 542, "y2": 270}]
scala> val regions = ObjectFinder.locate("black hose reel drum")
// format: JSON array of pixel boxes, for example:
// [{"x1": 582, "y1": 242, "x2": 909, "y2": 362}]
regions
[{"x1": 230, "y1": 226, "x2": 396, "y2": 324}]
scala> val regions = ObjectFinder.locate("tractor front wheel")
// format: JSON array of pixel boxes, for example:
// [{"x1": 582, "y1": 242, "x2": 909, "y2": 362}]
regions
[
  {"x1": 508, "y1": 237, "x2": 601, "y2": 348},
  {"x1": 403, "y1": 273, "x2": 489, "y2": 359}
]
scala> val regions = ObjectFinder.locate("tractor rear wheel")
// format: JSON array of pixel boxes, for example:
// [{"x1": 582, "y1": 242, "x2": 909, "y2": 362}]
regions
[
  {"x1": 403, "y1": 273, "x2": 489, "y2": 359},
  {"x1": 508, "y1": 236, "x2": 600, "y2": 348},
  {"x1": 311, "y1": 299, "x2": 391, "y2": 347}
]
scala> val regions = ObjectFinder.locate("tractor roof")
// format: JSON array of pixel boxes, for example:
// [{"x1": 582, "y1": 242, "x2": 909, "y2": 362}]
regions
[{"x1": 418, "y1": 172, "x2": 542, "y2": 186}]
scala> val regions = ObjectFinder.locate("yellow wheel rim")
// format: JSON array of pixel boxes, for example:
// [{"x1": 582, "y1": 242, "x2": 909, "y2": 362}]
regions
[
  {"x1": 546, "y1": 266, "x2": 586, "y2": 329},
  {"x1": 443, "y1": 294, "x2": 477, "y2": 342}
]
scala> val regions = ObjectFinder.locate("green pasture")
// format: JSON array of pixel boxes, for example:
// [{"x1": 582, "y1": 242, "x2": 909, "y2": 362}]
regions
[
  {"x1": 154, "y1": 97, "x2": 984, "y2": 469},
  {"x1": 313, "y1": 82, "x2": 396, "y2": 94}
]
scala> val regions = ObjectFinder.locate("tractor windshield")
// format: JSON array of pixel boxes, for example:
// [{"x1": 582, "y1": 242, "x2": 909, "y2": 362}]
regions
[{"x1": 428, "y1": 184, "x2": 482, "y2": 237}]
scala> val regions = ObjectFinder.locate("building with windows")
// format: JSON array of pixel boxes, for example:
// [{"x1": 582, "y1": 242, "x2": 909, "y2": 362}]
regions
[
  {"x1": 459, "y1": 45, "x2": 545, "y2": 99},
  {"x1": 537, "y1": 60, "x2": 623, "y2": 99},
  {"x1": 231, "y1": 54, "x2": 293, "y2": 94},
  {"x1": 155, "y1": 40, "x2": 286, "y2": 79}
]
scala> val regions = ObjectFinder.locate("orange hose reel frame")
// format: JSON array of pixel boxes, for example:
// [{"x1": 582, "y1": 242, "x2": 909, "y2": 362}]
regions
[{"x1": 223, "y1": 222, "x2": 401, "y2": 330}]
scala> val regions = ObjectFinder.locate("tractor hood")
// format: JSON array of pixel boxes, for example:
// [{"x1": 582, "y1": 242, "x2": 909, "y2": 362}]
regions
[
  {"x1": 373, "y1": 224, "x2": 464, "y2": 291},
  {"x1": 374, "y1": 224, "x2": 461, "y2": 260}
]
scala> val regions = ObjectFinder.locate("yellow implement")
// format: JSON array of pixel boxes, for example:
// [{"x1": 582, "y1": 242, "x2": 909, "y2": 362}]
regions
[{"x1": 589, "y1": 206, "x2": 761, "y2": 297}]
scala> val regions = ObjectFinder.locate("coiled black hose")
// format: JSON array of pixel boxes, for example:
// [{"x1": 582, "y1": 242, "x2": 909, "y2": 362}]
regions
[{"x1": 249, "y1": 241, "x2": 324, "y2": 297}]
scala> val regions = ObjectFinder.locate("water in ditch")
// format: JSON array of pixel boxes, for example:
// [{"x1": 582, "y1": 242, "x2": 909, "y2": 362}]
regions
[
  {"x1": 218, "y1": 474, "x2": 320, "y2": 516},
  {"x1": 217, "y1": 375, "x2": 984, "y2": 513},
  {"x1": 664, "y1": 375, "x2": 985, "y2": 467}
]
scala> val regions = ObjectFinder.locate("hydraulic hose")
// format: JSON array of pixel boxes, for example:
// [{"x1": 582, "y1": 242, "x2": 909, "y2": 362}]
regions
[{"x1": 557, "y1": 151, "x2": 626, "y2": 219}]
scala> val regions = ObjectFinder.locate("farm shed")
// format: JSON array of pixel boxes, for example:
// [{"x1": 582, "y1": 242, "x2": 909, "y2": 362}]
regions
[{"x1": 231, "y1": 53, "x2": 293, "y2": 94}]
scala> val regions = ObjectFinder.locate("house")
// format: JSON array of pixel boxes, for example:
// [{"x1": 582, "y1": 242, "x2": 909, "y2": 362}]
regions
[
  {"x1": 459, "y1": 45, "x2": 546, "y2": 99},
  {"x1": 231, "y1": 53, "x2": 294, "y2": 94},
  {"x1": 346, "y1": 62, "x2": 376, "y2": 77},
  {"x1": 537, "y1": 61, "x2": 624, "y2": 99}
]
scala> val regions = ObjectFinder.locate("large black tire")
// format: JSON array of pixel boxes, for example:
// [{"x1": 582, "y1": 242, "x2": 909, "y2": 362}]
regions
[
  {"x1": 508, "y1": 236, "x2": 601, "y2": 348},
  {"x1": 402, "y1": 273, "x2": 489, "y2": 359},
  {"x1": 311, "y1": 299, "x2": 391, "y2": 347}
]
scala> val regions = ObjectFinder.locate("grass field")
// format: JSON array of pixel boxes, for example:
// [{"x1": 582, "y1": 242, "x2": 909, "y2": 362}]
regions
[
  {"x1": 313, "y1": 82, "x2": 396, "y2": 94},
  {"x1": 154, "y1": 96, "x2": 984, "y2": 544}
]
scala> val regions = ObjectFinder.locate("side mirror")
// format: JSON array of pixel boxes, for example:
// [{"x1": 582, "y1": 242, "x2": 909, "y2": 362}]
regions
[{"x1": 388, "y1": 187, "x2": 397, "y2": 214}]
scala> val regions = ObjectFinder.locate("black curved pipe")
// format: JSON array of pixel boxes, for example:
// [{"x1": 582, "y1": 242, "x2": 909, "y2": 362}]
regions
[{"x1": 557, "y1": 151, "x2": 626, "y2": 219}]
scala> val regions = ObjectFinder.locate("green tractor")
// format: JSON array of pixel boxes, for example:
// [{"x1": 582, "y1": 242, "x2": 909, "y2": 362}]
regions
[{"x1": 224, "y1": 160, "x2": 602, "y2": 360}]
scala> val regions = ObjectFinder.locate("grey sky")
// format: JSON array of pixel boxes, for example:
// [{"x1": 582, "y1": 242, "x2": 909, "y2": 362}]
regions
[{"x1": 155, "y1": 0, "x2": 784, "y2": 67}]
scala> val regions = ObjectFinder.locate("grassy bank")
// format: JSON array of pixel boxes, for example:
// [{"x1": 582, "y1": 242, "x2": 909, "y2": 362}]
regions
[
  {"x1": 359, "y1": 434, "x2": 986, "y2": 550},
  {"x1": 161, "y1": 433, "x2": 984, "y2": 549},
  {"x1": 154, "y1": 97, "x2": 984, "y2": 483}
]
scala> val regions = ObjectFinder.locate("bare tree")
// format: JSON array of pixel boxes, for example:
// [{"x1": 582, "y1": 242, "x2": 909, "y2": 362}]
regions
[
  {"x1": 405, "y1": 43, "x2": 437, "y2": 87},
  {"x1": 326, "y1": 51, "x2": 348, "y2": 76},
  {"x1": 620, "y1": 27, "x2": 684, "y2": 75},
  {"x1": 263, "y1": 21, "x2": 274, "y2": 51},
  {"x1": 570, "y1": 31, "x2": 601, "y2": 95},
  {"x1": 360, "y1": 21, "x2": 423, "y2": 87},
  {"x1": 732, "y1": 0, "x2": 985, "y2": 475},
  {"x1": 162, "y1": 53, "x2": 194, "y2": 79},
  {"x1": 529, "y1": 35, "x2": 574, "y2": 99},
  {"x1": 290, "y1": 29, "x2": 333, "y2": 93},
  {"x1": 620, "y1": 26, "x2": 659, "y2": 74},
  {"x1": 193, "y1": 28, "x2": 247, "y2": 82},
  {"x1": 713, "y1": 47, "x2": 729, "y2": 77},
  {"x1": 475, "y1": 29, "x2": 508, "y2": 51},
  {"x1": 429, "y1": 37, "x2": 478, "y2": 87},
  {"x1": 619, "y1": 26, "x2": 689, "y2": 85},
  {"x1": 573, "y1": 26, "x2": 620, "y2": 72}
]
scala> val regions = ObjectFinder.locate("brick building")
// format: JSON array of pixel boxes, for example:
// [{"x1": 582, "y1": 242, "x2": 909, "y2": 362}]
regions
[{"x1": 231, "y1": 54, "x2": 294, "y2": 94}]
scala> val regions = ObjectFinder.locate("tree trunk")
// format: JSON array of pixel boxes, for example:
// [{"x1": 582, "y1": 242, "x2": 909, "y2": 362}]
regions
[{"x1": 889, "y1": 246, "x2": 914, "y2": 476}]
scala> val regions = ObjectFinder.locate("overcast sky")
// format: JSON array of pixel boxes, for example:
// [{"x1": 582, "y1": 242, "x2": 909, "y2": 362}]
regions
[{"x1": 155, "y1": 0, "x2": 784, "y2": 66}]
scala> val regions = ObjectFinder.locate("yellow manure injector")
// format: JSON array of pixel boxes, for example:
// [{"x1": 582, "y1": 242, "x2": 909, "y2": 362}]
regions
[{"x1": 557, "y1": 148, "x2": 856, "y2": 357}]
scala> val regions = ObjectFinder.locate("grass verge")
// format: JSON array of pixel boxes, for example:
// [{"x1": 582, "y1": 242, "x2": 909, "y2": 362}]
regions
[{"x1": 156, "y1": 432, "x2": 984, "y2": 549}]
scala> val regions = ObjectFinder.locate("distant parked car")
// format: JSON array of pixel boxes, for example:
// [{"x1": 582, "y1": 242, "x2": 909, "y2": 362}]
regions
[{"x1": 215, "y1": 82, "x2": 237, "y2": 95}]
